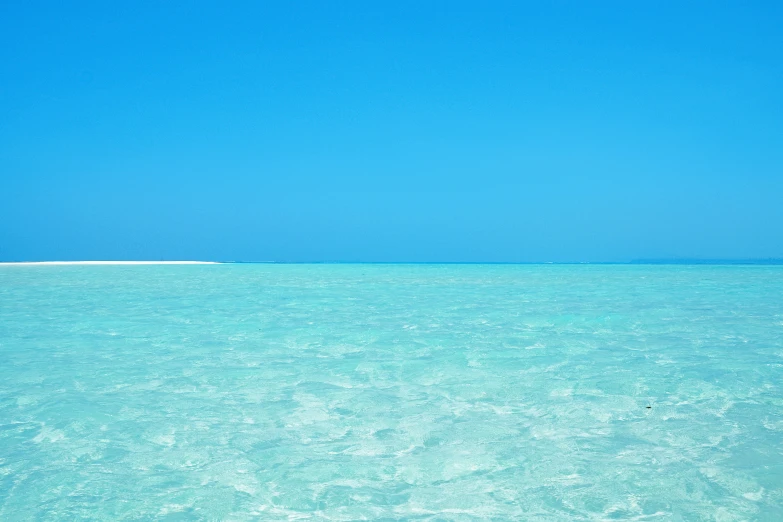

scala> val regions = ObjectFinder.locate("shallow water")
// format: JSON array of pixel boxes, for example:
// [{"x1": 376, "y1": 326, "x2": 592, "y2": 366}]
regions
[{"x1": 1, "y1": 264, "x2": 782, "y2": 520}]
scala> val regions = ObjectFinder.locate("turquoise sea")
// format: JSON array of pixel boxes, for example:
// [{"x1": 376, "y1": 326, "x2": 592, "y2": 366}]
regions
[{"x1": 1, "y1": 264, "x2": 782, "y2": 520}]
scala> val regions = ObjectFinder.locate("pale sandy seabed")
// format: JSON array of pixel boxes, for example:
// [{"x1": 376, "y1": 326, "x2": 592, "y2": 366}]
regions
[{"x1": 1, "y1": 264, "x2": 782, "y2": 519}]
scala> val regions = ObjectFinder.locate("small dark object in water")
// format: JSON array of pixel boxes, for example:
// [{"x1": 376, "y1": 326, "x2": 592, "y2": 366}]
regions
[{"x1": 646, "y1": 406, "x2": 652, "y2": 409}]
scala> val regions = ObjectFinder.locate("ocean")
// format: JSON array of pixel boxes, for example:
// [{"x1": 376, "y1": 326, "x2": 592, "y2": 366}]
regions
[{"x1": 1, "y1": 264, "x2": 782, "y2": 520}]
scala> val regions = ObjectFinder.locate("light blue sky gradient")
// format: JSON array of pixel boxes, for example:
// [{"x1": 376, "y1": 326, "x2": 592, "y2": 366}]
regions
[{"x1": 2, "y1": 1, "x2": 782, "y2": 262}]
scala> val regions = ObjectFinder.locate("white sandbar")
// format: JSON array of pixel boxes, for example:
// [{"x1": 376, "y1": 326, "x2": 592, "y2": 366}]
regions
[{"x1": 0, "y1": 261, "x2": 219, "y2": 266}]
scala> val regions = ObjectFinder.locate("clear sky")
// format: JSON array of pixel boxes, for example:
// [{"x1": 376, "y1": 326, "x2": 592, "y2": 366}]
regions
[{"x1": 1, "y1": 1, "x2": 781, "y2": 262}]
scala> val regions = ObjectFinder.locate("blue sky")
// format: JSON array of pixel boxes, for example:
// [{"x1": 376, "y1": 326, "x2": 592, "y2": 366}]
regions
[{"x1": 1, "y1": 1, "x2": 781, "y2": 262}]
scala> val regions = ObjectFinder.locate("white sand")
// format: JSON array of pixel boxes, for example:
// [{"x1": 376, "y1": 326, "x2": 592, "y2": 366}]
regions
[{"x1": 0, "y1": 261, "x2": 219, "y2": 266}]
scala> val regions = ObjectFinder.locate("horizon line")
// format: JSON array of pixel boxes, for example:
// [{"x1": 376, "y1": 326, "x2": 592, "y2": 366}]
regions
[{"x1": 2, "y1": 259, "x2": 783, "y2": 266}]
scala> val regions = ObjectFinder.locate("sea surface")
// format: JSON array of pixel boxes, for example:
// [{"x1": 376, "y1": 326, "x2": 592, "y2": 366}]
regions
[{"x1": 1, "y1": 264, "x2": 782, "y2": 520}]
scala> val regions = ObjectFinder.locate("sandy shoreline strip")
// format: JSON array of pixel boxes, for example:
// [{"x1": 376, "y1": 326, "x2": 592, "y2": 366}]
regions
[{"x1": 0, "y1": 261, "x2": 220, "y2": 266}]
